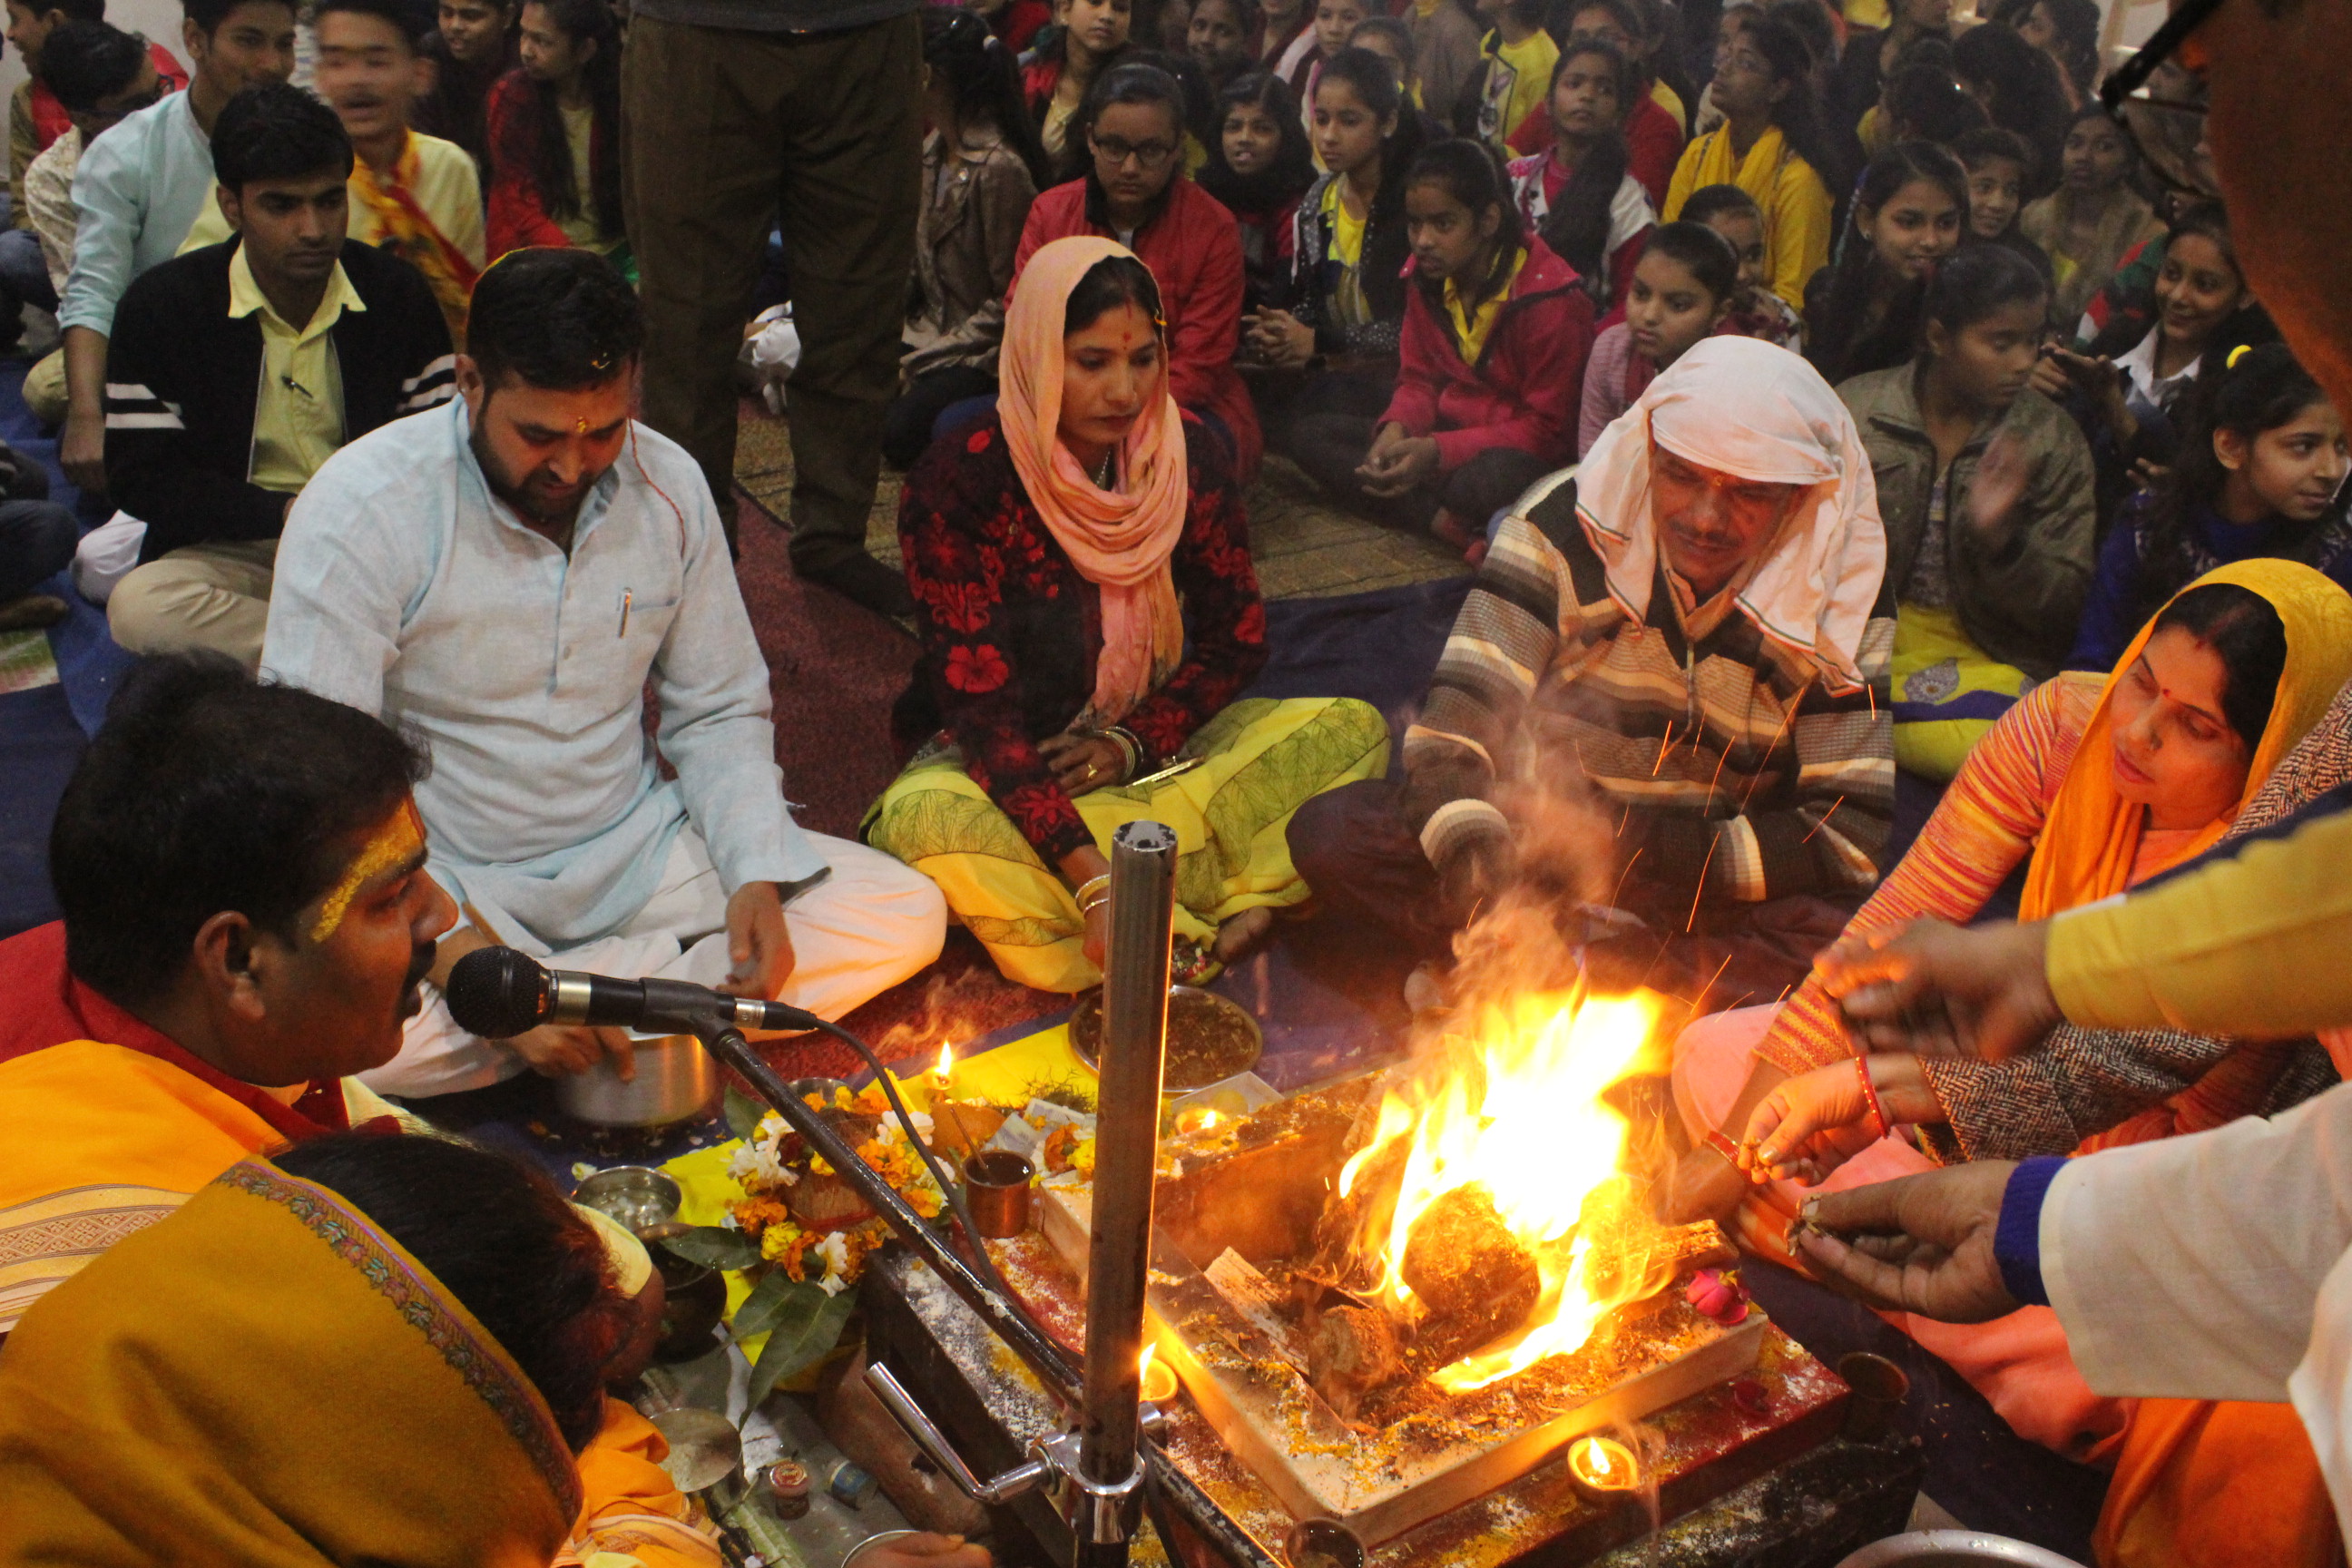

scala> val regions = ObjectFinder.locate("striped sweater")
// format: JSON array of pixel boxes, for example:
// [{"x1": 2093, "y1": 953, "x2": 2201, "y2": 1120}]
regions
[{"x1": 1403, "y1": 475, "x2": 1894, "y2": 914}]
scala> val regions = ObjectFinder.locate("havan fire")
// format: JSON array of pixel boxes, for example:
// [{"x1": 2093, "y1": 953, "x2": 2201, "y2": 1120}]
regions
[{"x1": 1304, "y1": 985, "x2": 1682, "y2": 1409}]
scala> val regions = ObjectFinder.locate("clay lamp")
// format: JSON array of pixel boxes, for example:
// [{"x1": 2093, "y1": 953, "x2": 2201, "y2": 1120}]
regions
[
  {"x1": 1139, "y1": 1344, "x2": 1179, "y2": 1403},
  {"x1": 1566, "y1": 1435, "x2": 1642, "y2": 1503}
]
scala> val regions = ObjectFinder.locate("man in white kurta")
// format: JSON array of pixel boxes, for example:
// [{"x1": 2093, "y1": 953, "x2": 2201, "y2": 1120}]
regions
[{"x1": 260, "y1": 250, "x2": 944, "y2": 1096}]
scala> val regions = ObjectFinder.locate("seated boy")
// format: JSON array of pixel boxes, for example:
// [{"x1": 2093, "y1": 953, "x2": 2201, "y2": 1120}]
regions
[{"x1": 103, "y1": 83, "x2": 454, "y2": 665}]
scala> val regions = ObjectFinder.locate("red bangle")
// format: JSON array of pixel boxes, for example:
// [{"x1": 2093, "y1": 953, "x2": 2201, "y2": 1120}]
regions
[
  {"x1": 1703, "y1": 1128, "x2": 1744, "y2": 1167},
  {"x1": 1855, "y1": 1054, "x2": 1891, "y2": 1140}
]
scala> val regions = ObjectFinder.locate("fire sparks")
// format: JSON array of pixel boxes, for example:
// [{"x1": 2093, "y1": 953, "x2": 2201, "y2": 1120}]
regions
[{"x1": 1340, "y1": 990, "x2": 1672, "y2": 1392}]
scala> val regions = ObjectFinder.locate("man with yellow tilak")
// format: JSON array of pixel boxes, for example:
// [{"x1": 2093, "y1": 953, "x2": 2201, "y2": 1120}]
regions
[{"x1": 0, "y1": 652, "x2": 454, "y2": 1335}]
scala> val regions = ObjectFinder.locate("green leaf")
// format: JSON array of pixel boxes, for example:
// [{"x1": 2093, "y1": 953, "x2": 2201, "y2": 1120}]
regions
[
  {"x1": 723, "y1": 1084, "x2": 769, "y2": 1145},
  {"x1": 730, "y1": 1266, "x2": 800, "y2": 1338},
  {"x1": 744, "y1": 1282, "x2": 857, "y2": 1406},
  {"x1": 657, "y1": 1225, "x2": 763, "y2": 1272}
]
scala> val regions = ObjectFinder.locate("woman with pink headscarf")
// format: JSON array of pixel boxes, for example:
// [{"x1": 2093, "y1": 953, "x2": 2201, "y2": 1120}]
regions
[{"x1": 868, "y1": 236, "x2": 1389, "y2": 993}]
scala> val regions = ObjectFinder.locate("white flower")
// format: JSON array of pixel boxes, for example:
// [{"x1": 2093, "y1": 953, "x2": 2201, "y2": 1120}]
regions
[
  {"x1": 815, "y1": 1233, "x2": 853, "y2": 1296},
  {"x1": 728, "y1": 1138, "x2": 793, "y2": 1191}
]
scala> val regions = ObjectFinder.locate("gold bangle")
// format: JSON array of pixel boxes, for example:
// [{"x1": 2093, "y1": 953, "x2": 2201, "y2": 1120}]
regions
[{"x1": 1074, "y1": 874, "x2": 1111, "y2": 905}]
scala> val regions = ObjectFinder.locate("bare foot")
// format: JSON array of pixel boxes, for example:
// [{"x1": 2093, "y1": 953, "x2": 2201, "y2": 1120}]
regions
[{"x1": 1211, "y1": 906, "x2": 1277, "y2": 965}]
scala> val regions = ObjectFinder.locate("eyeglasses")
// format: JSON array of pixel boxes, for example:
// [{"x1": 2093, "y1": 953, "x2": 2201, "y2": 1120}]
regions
[
  {"x1": 2098, "y1": 0, "x2": 2219, "y2": 199},
  {"x1": 1091, "y1": 134, "x2": 1180, "y2": 171}
]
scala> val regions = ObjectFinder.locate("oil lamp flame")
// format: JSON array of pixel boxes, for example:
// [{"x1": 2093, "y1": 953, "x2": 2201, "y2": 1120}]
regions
[
  {"x1": 1568, "y1": 1435, "x2": 1640, "y2": 1498},
  {"x1": 1138, "y1": 1343, "x2": 1177, "y2": 1401}
]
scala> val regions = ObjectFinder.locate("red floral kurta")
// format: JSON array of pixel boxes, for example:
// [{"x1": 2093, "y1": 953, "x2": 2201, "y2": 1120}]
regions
[{"x1": 893, "y1": 413, "x2": 1269, "y2": 862}]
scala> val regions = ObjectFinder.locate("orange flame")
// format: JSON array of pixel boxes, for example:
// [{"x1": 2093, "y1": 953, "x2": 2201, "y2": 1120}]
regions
[{"x1": 1348, "y1": 990, "x2": 1671, "y2": 1392}]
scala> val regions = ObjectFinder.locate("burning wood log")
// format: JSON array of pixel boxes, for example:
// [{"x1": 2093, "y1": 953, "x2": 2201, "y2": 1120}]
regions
[
  {"x1": 1308, "y1": 1134, "x2": 1407, "y2": 1295},
  {"x1": 1400, "y1": 1184, "x2": 1542, "y2": 1371}
]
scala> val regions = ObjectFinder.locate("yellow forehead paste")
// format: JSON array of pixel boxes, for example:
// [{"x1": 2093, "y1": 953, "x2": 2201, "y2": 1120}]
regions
[{"x1": 309, "y1": 802, "x2": 426, "y2": 943}]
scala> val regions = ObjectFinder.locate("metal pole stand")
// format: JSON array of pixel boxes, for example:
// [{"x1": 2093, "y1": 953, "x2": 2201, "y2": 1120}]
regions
[{"x1": 697, "y1": 820, "x2": 1184, "y2": 1568}]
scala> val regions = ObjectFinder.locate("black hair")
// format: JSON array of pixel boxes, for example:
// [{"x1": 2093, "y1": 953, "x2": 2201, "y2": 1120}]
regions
[
  {"x1": 1067, "y1": 57, "x2": 1191, "y2": 181},
  {"x1": 209, "y1": 81, "x2": 353, "y2": 191},
  {"x1": 2055, "y1": 97, "x2": 2137, "y2": 185},
  {"x1": 1762, "y1": 0, "x2": 1833, "y2": 81},
  {"x1": 1404, "y1": 137, "x2": 1524, "y2": 309},
  {"x1": 1534, "y1": 39, "x2": 1636, "y2": 292},
  {"x1": 1498, "y1": 0, "x2": 1549, "y2": 28},
  {"x1": 1954, "y1": 123, "x2": 2033, "y2": 175},
  {"x1": 2144, "y1": 581, "x2": 2290, "y2": 755},
  {"x1": 519, "y1": 0, "x2": 620, "y2": 240},
  {"x1": 270, "y1": 1133, "x2": 628, "y2": 1454},
  {"x1": 2132, "y1": 345, "x2": 2345, "y2": 625},
  {"x1": 37, "y1": 17, "x2": 145, "y2": 113},
  {"x1": 1063, "y1": 252, "x2": 1165, "y2": 335},
  {"x1": 2085, "y1": 201, "x2": 2250, "y2": 359},
  {"x1": 1196, "y1": 68, "x2": 1315, "y2": 218},
  {"x1": 1804, "y1": 141, "x2": 1967, "y2": 385},
  {"x1": 184, "y1": 0, "x2": 290, "y2": 35},
  {"x1": 1992, "y1": 0, "x2": 2099, "y2": 94},
  {"x1": 1725, "y1": 14, "x2": 1845, "y2": 196},
  {"x1": 313, "y1": 0, "x2": 434, "y2": 49},
  {"x1": 1884, "y1": 61, "x2": 1985, "y2": 144},
  {"x1": 1679, "y1": 180, "x2": 1762, "y2": 230},
  {"x1": 924, "y1": 5, "x2": 1055, "y2": 189},
  {"x1": 1950, "y1": 21, "x2": 2070, "y2": 194},
  {"x1": 468, "y1": 246, "x2": 643, "y2": 389},
  {"x1": 1639, "y1": 219, "x2": 1741, "y2": 305},
  {"x1": 1314, "y1": 43, "x2": 1423, "y2": 186},
  {"x1": 1918, "y1": 240, "x2": 2047, "y2": 344},
  {"x1": 33, "y1": 0, "x2": 107, "y2": 24},
  {"x1": 1350, "y1": 14, "x2": 1411, "y2": 59},
  {"x1": 49, "y1": 654, "x2": 428, "y2": 1005}
]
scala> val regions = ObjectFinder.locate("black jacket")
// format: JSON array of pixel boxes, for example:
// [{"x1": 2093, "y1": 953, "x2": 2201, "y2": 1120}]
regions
[{"x1": 103, "y1": 237, "x2": 455, "y2": 564}]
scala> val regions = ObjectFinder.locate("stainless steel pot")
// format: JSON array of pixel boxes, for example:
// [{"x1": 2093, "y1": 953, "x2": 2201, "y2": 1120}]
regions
[
  {"x1": 554, "y1": 1034, "x2": 717, "y2": 1127},
  {"x1": 1837, "y1": 1533, "x2": 2088, "y2": 1568}
]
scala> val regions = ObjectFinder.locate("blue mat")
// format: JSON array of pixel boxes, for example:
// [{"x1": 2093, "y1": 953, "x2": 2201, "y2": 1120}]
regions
[{"x1": 0, "y1": 683, "x2": 83, "y2": 936}]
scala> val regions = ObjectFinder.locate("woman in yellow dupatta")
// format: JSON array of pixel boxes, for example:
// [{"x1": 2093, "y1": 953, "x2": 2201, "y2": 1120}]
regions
[
  {"x1": 1661, "y1": 559, "x2": 2352, "y2": 1566},
  {"x1": 0, "y1": 1132, "x2": 707, "y2": 1568}
]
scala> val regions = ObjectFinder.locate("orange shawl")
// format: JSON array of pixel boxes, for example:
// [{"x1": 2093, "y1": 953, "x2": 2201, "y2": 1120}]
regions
[
  {"x1": 0, "y1": 1161, "x2": 580, "y2": 1564},
  {"x1": 998, "y1": 234, "x2": 1188, "y2": 725}
]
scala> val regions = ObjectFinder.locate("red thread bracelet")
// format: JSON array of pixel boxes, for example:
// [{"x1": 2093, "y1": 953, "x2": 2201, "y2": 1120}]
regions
[{"x1": 1855, "y1": 1054, "x2": 1891, "y2": 1140}]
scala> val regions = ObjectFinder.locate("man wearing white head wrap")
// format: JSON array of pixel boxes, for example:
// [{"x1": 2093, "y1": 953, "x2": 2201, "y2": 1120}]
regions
[{"x1": 1290, "y1": 338, "x2": 1896, "y2": 1010}]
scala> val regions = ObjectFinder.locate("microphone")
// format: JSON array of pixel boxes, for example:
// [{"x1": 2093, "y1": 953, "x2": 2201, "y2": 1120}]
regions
[{"x1": 443, "y1": 946, "x2": 824, "y2": 1040}]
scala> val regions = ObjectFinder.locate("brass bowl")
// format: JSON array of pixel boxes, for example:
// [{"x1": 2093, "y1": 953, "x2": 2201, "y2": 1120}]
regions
[{"x1": 1068, "y1": 985, "x2": 1263, "y2": 1093}]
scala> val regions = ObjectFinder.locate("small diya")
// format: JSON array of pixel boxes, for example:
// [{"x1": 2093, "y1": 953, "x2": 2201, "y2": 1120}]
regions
[
  {"x1": 1139, "y1": 1344, "x2": 1179, "y2": 1403},
  {"x1": 1566, "y1": 1435, "x2": 1642, "y2": 1503}
]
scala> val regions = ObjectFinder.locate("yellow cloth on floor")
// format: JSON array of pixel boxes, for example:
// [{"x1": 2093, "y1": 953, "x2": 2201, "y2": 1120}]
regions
[
  {"x1": 1890, "y1": 603, "x2": 2034, "y2": 781},
  {"x1": 869, "y1": 695, "x2": 1389, "y2": 993}
]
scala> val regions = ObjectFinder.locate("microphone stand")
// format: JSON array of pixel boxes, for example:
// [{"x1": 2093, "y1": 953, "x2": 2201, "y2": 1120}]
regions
[{"x1": 685, "y1": 820, "x2": 1181, "y2": 1568}]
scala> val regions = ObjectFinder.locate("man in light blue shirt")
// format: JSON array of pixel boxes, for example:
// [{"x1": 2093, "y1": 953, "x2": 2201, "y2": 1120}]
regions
[
  {"x1": 54, "y1": 0, "x2": 296, "y2": 495},
  {"x1": 261, "y1": 250, "x2": 946, "y2": 1096}
]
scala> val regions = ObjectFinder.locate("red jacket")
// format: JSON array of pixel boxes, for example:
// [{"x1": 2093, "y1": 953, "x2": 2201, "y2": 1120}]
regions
[
  {"x1": 1012, "y1": 174, "x2": 1263, "y2": 484},
  {"x1": 485, "y1": 68, "x2": 614, "y2": 259},
  {"x1": 1381, "y1": 233, "x2": 1592, "y2": 472},
  {"x1": 1506, "y1": 92, "x2": 1684, "y2": 211}
]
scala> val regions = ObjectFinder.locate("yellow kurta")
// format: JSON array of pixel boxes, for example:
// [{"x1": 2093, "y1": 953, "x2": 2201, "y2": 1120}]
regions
[{"x1": 1662, "y1": 123, "x2": 1832, "y2": 309}]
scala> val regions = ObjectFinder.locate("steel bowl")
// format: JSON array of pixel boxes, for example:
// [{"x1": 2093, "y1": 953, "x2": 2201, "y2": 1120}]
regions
[
  {"x1": 1836, "y1": 1533, "x2": 2089, "y2": 1568},
  {"x1": 1069, "y1": 985, "x2": 1263, "y2": 1093},
  {"x1": 554, "y1": 1034, "x2": 717, "y2": 1127},
  {"x1": 571, "y1": 1165, "x2": 682, "y2": 1233},
  {"x1": 843, "y1": 1533, "x2": 916, "y2": 1567}
]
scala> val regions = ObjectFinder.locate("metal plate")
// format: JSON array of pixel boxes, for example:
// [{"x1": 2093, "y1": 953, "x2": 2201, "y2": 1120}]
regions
[{"x1": 1068, "y1": 985, "x2": 1264, "y2": 1093}]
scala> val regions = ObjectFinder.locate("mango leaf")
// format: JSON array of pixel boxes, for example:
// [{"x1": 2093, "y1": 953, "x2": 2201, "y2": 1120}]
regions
[
  {"x1": 656, "y1": 1224, "x2": 763, "y2": 1272},
  {"x1": 729, "y1": 1266, "x2": 802, "y2": 1338},
  {"x1": 744, "y1": 1281, "x2": 857, "y2": 1406},
  {"x1": 723, "y1": 1084, "x2": 769, "y2": 1145}
]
